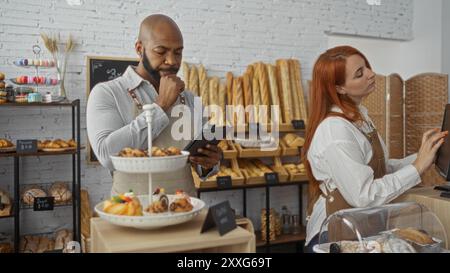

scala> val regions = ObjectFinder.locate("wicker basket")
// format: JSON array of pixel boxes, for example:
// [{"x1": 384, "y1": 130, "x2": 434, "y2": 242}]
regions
[{"x1": 405, "y1": 73, "x2": 449, "y2": 186}]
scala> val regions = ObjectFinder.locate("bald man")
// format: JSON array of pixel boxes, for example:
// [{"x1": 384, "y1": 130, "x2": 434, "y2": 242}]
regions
[{"x1": 87, "y1": 14, "x2": 221, "y2": 196}]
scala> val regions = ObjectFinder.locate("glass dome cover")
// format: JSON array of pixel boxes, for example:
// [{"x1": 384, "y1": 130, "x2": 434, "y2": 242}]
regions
[{"x1": 314, "y1": 202, "x2": 448, "y2": 253}]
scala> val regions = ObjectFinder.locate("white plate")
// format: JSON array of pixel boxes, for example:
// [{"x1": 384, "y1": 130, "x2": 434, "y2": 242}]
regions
[
  {"x1": 95, "y1": 194, "x2": 205, "y2": 230},
  {"x1": 111, "y1": 151, "x2": 190, "y2": 174}
]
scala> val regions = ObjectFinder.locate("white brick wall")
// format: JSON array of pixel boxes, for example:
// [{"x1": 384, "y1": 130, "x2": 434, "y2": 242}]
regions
[{"x1": 0, "y1": 0, "x2": 413, "y2": 235}]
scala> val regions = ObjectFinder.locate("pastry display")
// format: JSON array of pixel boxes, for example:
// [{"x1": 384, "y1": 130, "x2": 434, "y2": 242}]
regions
[
  {"x1": 118, "y1": 146, "x2": 182, "y2": 157},
  {"x1": 49, "y1": 182, "x2": 72, "y2": 204},
  {"x1": 282, "y1": 133, "x2": 305, "y2": 147},
  {"x1": 14, "y1": 58, "x2": 55, "y2": 67},
  {"x1": 169, "y1": 190, "x2": 193, "y2": 213},
  {"x1": 146, "y1": 187, "x2": 169, "y2": 213},
  {"x1": 0, "y1": 139, "x2": 14, "y2": 149},
  {"x1": 330, "y1": 236, "x2": 416, "y2": 253},
  {"x1": 13, "y1": 75, "x2": 58, "y2": 85},
  {"x1": 21, "y1": 187, "x2": 47, "y2": 206},
  {"x1": 0, "y1": 242, "x2": 13, "y2": 253},
  {"x1": 392, "y1": 228, "x2": 435, "y2": 245},
  {"x1": 238, "y1": 159, "x2": 273, "y2": 177},
  {"x1": 0, "y1": 189, "x2": 12, "y2": 217},
  {"x1": 103, "y1": 191, "x2": 143, "y2": 216},
  {"x1": 208, "y1": 165, "x2": 240, "y2": 180}
]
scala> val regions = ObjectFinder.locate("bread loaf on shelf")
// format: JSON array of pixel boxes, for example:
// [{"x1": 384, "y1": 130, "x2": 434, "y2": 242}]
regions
[
  {"x1": 232, "y1": 77, "x2": 245, "y2": 126},
  {"x1": 188, "y1": 65, "x2": 199, "y2": 98},
  {"x1": 218, "y1": 82, "x2": 227, "y2": 126},
  {"x1": 266, "y1": 64, "x2": 282, "y2": 123},
  {"x1": 181, "y1": 62, "x2": 190, "y2": 94},
  {"x1": 290, "y1": 59, "x2": 308, "y2": 124},
  {"x1": 252, "y1": 66, "x2": 261, "y2": 125},
  {"x1": 257, "y1": 62, "x2": 270, "y2": 123},
  {"x1": 198, "y1": 64, "x2": 208, "y2": 106},
  {"x1": 242, "y1": 73, "x2": 253, "y2": 124},
  {"x1": 276, "y1": 59, "x2": 294, "y2": 124},
  {"x1": 208, "y1": 77, "x2": 219, "y2": 124}
]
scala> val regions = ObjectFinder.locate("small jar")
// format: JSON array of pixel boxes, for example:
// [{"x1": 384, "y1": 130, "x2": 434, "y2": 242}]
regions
[
  {"x1": 27, "y1": 92, "x2": 42, "y2": 103},
  {"x1": 44, "y1": 92, "x2": 52, "y2": 103}
]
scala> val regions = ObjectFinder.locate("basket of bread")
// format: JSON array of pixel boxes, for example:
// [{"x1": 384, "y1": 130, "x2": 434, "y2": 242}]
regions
[
  {"x1": 110, "y1": 146, "x2": 189, "y2": 173},
  {"x1": 95, "y1": 189, "x2": 205, "y2": 229}
]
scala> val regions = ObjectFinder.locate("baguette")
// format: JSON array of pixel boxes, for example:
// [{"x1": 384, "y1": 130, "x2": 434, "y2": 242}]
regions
[
  {"x1": 242, "y1": 72, "x2": 253, "y2": 124},
  {"x1": 181, "y1": 62, "x2": 190, "y2": 94},
  {"x1": 276, "y1": 59, "x2": 293, "y2": 123},
  {"x1": 209, "y1": 77, "x2": 219, "y2": 124},
  {"x1": 266, "y1": 64, "x2": 282, "y2": 123},
  {"x1": 288, "y1": 60, "x2": 301, "y2": 120},
  {"x1": 290, "y1": 59, "x2": 308, "y2": 124},
  {"x1": 252, "y1": 65, "x2": 261, "y2": 124},
  {"x1": 226, "y1": 72, "x2": 234, "y2": 126},
  {"x1": 257, "y1": 62, "x2": 271, "y2": 123},
  {"x1": 233, "y1": 77, "x2": 245, "y2": 126},
  {"x1": 218, "y1": 82, "x2": 227, "y2": 126},
  {"x1": 198, "y1": 64, "x2": 209, "y2": 106},
  {"x1": 188, "y1": 65, "x2": 200, "y2": 99}
]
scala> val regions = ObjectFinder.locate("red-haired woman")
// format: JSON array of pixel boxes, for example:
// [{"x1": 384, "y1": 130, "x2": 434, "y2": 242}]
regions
[{"x1": 303, "y1": 46, "x2": 447, "y2": 253}]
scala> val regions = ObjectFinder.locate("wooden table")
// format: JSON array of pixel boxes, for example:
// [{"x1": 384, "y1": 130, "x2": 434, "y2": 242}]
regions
[{"x1": 90, "y1": 211, "x2": 256, "y2": 253}]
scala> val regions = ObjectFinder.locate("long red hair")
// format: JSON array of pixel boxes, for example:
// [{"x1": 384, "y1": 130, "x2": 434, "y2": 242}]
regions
[{"x1": 302, "y1": 46, "x2": 372, "y2": 215}]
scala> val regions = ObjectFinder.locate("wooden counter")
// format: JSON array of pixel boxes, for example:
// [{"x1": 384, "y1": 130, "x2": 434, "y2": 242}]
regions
[{"x1": 90, "y1": 211, "x2": 255, "y2": 253}]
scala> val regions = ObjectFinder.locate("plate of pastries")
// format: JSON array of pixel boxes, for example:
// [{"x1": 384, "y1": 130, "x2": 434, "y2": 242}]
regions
[
  {"x1": 0, "y1": 138, "x2": 15, "y2": 152},
  {"x1": 38, "y1": 139, "x2": 77, "y2": 152},
  {"x1": 111, "y1": 146, "x2": 190, "y2": 173},
  {"x1": 95, "y1": 189, "x2": 205, "y2": 229}
]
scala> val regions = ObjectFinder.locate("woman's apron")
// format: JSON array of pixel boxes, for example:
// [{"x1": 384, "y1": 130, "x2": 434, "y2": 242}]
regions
[
  {"x1": 323, "y1": 118, "x2": 387, "y2": 242},
  {"x1": 111, "y1": 90, "x2": 196, "y2": 197}
]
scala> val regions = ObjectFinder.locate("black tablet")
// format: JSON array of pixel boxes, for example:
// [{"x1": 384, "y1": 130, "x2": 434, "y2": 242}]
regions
[
  {"x1": 184, "y1": 125, "x2": 221, "y2": 157},
  {"x1": 435, "y1": 104, "x2": 450, "y2": 181}
]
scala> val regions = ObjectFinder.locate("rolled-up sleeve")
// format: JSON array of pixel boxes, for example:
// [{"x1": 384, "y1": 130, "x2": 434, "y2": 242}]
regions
[
  {"x1": 322, "y1": 141, "x2": 421, "y2": 208},
  {"x1": 86, "y1": 84, "x2": 169, "y2": 171},
  {"x1": 387, "y1": 153, "x2": 417, "y2": 173}
]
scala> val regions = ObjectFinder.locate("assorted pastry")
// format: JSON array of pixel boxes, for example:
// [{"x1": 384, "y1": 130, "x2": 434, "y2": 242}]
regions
[
  {"x1": 283, "y1": 163, "x2": 306, "y2": 175},
  {"x1": 19, "y1": 229, "x2": 72, "y2": 253},
  {"x1": 207, "y1": 165, "x2": 241, "y2": 180},
  {"x1": 0, "y1": 189, "x2": 12, "y2": 217},
  {"x1": 21, "y1": 186, "x2": 47, "y2": 206},
  {"x1": 282, "y1": 133, "x2": 305, "y2": 148},
  {"x1": 49, "y1": 182, "x2": 72, "y2": 204},
  {"x1": 145, "y1": 188, "x2": 194, "y2": 213},
  {"x1": 103, "y1": 190, "x2": 143, "y2": 216},
  {"x1": 238, "y1": 159, "x2": 273, "y2": 177},
  {"x1": 0, "y1": 138, "x2": 14, "y2": 149},
  {"x1": 38, "y1": 139, "x2": 77, "y2": 151},
  {"x1": 118, "y1": 146, "x2": 182, "y2": 157},
  {"x1": 392, "y1": 228, "x2": 436, "y2": 245}
]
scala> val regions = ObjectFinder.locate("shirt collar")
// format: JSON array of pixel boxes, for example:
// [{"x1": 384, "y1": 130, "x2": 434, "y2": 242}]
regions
[
  {"x1": 330, "y1": 104, "x2": 369, "y2": 117},
  {"x1": 123, "y1": 65, "x2": 146, "y2": 91}
]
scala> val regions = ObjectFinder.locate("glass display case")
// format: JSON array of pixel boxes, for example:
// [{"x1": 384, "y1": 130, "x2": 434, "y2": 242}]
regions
[{"x1": 314, "y1": 202, "x2": 448, "y2": 253}]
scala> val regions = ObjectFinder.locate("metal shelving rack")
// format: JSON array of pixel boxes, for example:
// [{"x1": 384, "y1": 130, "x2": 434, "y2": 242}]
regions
[{"x1": 0, "y1": 100, "x2": 81, "y2": 253}]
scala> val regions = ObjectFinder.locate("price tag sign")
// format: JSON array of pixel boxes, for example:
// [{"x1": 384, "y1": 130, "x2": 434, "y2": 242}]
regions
[
  {"x1": 291, "y1": 120, "x2": 305, "y2": 130},
  {"x1": 200, "y1": 201, "x2": 237, "y2": 236},
  {"x1": 33, "y1": 197, "x2": 54, "y2": 211},
  {"x1": 216, "y1": 176, "x2": 232, "y2": 189},
  {"x1": 265, "y1": 172, "x2": 279, "y2": 185},
  {"x1": 16, "y1": 139, "x2": 38, "y2": 154}
]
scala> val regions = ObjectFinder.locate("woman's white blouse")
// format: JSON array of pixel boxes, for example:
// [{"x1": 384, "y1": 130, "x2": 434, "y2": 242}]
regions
[{"x1": 305, "y1": 105, "x2": 420, "y2": 245}]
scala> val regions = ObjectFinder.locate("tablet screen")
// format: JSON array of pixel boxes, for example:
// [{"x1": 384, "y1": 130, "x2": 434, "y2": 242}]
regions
[{"x1": 435, "y1": 104, "x2": 450, "y2": 181}]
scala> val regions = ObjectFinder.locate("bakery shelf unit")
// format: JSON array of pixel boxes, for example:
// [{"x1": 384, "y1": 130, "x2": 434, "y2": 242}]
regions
[
  {"x1": 195, "y1": 130, "x2": 308, "y2": 253},
  {"x1": 0, "y1": 99, "x2": 81, "y2": 253}
]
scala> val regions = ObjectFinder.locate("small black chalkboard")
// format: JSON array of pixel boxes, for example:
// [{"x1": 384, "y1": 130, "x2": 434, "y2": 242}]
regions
[
  {"x1": 265, "y1": 172, "x2": 279, "y2": 185},
  {"x1": 216, "y1": 176, "x2": 232, "y2": 189},
  {"x1": 200, "y1": 201, "x2": 237, "y2": 236},
  {"x1": 291, "y1": 120, "x2": 305, "y2": 130},
  {"x1": 33, "y1": 197, "x2": 54, "y2": 211},
  {"x1": 16, "y1": 139, "x2": 38, "y2": 154}
]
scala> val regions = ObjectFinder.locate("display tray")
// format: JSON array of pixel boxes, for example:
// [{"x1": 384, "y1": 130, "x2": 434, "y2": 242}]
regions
[
  {"x1": 110, "y1": 151, "x2": 190, "y2": 173},
  {"x1": 41, "y1": 147, "x2": 75, "y2": 152},
  {"x1": 0, "y1": 146, "x2": 16, "y2": 153},
  {"x1": 95, "y1": 194, "x2": 205, "y2": 230}
]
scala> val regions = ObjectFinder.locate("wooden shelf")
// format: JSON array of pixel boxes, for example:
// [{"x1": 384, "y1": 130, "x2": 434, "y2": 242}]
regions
[
  {"x1": 196, "y1": 179, "x2": 308, "y2": 192},
  {"x1": 0, "y1": 100, "x2": 77, "y2": 107},
  {"x1": 255, "y1": 227, "x2": 306, "y2": 247},
  {"x1": 0, "y1": 147, "x2": 84, "y2": 158},
  {"x1": 0, "y1": 214, "x2": 14, "y2": 219}
]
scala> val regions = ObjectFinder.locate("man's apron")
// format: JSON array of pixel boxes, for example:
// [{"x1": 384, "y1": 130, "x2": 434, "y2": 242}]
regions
[
  {"x1": 322, "y1": 117, "x2": 387, "y2": 242},
  {"x1": 111, "y1": 95, "x2": 196, "y2": 197}
]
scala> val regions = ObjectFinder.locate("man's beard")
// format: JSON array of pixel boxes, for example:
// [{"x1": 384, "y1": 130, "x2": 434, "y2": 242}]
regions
[{"x1": 142, "y1": 48, "x2": 179, "y2": 85}]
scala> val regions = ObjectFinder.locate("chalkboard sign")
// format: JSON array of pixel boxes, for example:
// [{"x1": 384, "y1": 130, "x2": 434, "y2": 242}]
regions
[
  {"x1": 86, "y1": 56, "x2": 139, "y2": 163},
  {"x1": 200, "y1": 201, "x2": 237, "y2": 236},
  {"x1": 264, "y1": 172, "x2": 279, "y2": 185},
  {"x1": 16, "y1": 139, "x2": 38, "y2": 154},
  {"x1": 34, "y1": 197, "x2": 54, "y2": 211},
  {"x1": 216, "y1": 176, "x2": 232, "y2": 189},
  {"x1": 291, "y1": 119, "x2": 305, "y2": 130}
]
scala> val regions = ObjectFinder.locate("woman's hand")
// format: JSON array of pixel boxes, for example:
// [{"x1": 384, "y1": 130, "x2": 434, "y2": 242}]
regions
[{"x1": 413, "y1": 128, "x2": 448, "y2": 175}]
